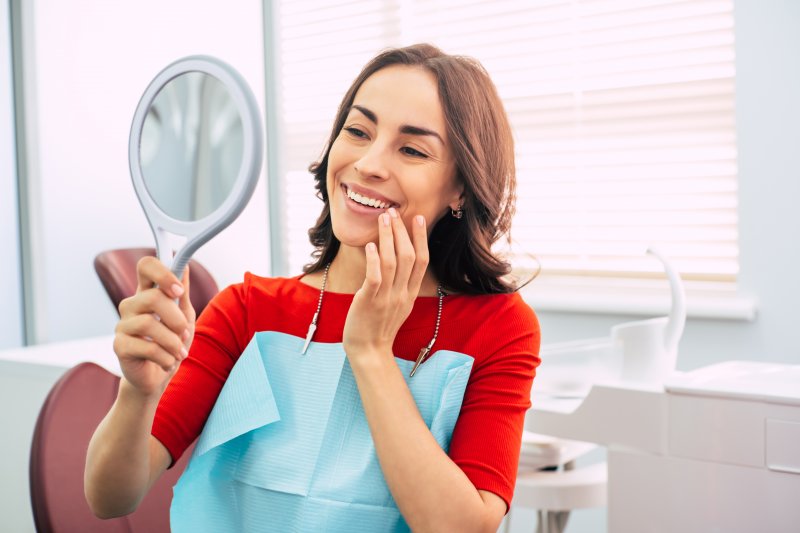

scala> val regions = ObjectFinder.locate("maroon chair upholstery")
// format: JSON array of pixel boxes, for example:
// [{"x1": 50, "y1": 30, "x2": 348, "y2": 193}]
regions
[
  {"x1": 29, "y1": 362, "x2": 194, "y2": 533},
  {"x1": 94, "y1": 247, "x2": 219, "y2": 317}
]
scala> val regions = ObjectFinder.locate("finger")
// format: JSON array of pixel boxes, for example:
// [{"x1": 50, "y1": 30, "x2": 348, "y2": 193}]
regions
[
  {"x1": 408, "y1": 215, "x2": 430, "y2": 295},
  {"x1": 136, "y1": 256, "x2": 184, "y2": 299},
  {"x1": 114, "y1": 334, "x2": 183, "y2": 372},
  {"x1": 391, "y1": 209, "x2": 416, "y2": 292},
  {"x1": 116, "y1": 314, "x2": 187, "y2": 360},
  {"x1": 119, "y1": 288, "x2": 189, "y2": 336},
  {"x1": 361, "y1": 242, "x2": 382, "y2": 297},
  {"x1": 378, "y1": 211, "x2": 396, "y2": 294},
  {"x1": 178, "y1": 265, "x2": 196, "y2": 326}
]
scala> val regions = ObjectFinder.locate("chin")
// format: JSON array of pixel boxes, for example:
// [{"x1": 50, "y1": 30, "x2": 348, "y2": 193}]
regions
[{"x1": 331, "y1": 220, "x2": 378, "y2": 249}]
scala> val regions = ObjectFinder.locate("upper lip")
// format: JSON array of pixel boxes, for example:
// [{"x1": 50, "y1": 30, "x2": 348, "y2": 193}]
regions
[{"x1": 342, "y1": 183, "x2": 399, "y2": 207}]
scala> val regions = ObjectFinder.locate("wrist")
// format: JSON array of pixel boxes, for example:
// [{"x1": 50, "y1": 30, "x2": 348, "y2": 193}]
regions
[
  {"x1": 346, "y1": 350, "x2": 397, "y2": 379},
  {"x1": 345, "y1": 345, "x2": 395, "y2": 370},
  {"x1": 119, "y1": 377, "x2": 164, "y2": 409}
]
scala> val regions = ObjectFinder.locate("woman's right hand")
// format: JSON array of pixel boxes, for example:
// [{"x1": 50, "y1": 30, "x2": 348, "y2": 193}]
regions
[{"x1": 113, "y1": 256, "x2": 196, "y2": 399}]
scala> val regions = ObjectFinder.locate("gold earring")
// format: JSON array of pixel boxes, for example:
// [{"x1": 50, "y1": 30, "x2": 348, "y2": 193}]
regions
[{"x1": 450, "y1": 203, "x2": 463, "y2": 219}]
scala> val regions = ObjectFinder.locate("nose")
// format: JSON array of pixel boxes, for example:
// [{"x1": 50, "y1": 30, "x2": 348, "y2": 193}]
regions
[{"x1": 354, "y1": 141, "x2": 391, "y2": 181}]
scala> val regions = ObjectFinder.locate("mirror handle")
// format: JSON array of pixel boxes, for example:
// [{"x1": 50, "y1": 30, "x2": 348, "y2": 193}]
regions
[{"x1": 172, "y1": 254, "x2": 190, "y2": 281}]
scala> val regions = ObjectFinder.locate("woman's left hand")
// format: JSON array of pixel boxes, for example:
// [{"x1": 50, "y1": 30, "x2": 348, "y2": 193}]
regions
[{"x1": 343, "y1": 207, "x2": 429, "y2": 363}]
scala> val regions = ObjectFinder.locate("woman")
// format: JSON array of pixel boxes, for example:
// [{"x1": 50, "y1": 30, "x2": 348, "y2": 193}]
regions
[{"x1": 86, "y1": 43, "x2": 540, "y2": 533}]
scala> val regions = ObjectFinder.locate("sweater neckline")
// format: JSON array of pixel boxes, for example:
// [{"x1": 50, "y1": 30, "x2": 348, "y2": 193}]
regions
[
  {"x1": 290, "y1": 274, "x2": 450, "y2": 332},
  {"x1": 292, "y1": 273, "x2": 444, "y2": 300}
]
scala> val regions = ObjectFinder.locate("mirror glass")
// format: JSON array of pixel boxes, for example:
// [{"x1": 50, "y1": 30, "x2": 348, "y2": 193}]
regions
[
  {"x1": 140, "y1": 72, "x2": 244, "y2": 222},
  {"x1": 129, "y1": 55, "x2": 263, "y2": 277}
]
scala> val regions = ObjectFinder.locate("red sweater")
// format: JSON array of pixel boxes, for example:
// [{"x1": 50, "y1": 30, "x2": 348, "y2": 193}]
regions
[{"x1": 152, "y1": 273, "x2": 540, "y2": 508}]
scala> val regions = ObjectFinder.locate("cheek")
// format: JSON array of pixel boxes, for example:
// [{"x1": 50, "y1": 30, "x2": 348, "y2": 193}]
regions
[
  {"x1": 325, "y1": 140, "x2": 346, "y2": 193},
  {"x1": 403, "y1": 198, "x2": 445, "y2": 233},
  {"x1": 328, "y1": 134, "x2": 355, "y2": 169},
  {"x1": 414, "y1": 173, "x2": 458, "y2": 216},
  {"x1": 328, "y1": 140, "x2": 342, "y2": 171}
]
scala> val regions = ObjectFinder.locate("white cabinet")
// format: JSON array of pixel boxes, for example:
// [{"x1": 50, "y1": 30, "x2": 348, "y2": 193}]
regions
[{"x1": 527, "y1": 363, "x2": 800, "y2": 533}]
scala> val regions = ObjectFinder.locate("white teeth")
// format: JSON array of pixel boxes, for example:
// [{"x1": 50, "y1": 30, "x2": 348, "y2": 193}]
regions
[{"x1": 346, "y1": 186, "x2": 389, "y2": 209}]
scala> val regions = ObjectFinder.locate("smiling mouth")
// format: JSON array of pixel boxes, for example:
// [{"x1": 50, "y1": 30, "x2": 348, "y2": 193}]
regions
[{"x1": 343, "y1": 185, "x2": 398, "y2": 210}]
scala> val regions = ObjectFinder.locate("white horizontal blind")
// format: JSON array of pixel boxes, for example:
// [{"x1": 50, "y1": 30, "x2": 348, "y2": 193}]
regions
[{"x1": 273, "y1": 0, "x2": 737, "y2": 282}]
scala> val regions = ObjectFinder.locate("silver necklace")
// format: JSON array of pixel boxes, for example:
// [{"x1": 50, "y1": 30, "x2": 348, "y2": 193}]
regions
[
  {"x1": 301, "y1": 263, "x2": 445, "y2": 378},
  {"x1": 301, "y1": 263, "x2": 331, "y2": 355}
]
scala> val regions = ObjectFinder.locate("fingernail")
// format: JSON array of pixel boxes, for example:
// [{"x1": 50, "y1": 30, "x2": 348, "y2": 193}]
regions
[
  {"x1": 416, "y1": 215, "x2": 425, "y2": 227},
  {"x1": 171, "y1": 283, "x2": 184, "y2": 297},
  {"x1": 180, "y1": 347, "x2": 188, "y2": 359},
  {"x1": 382, "y1": 213, "x2": 390, "y2": 226},
  {"x1": 366, "y1": 242, "x2": 376, "y2": 253},
  {"x1": 182, "y1": 329, "x2": 190, "y2": 341},
  {"x1": 388, "y1": 207, "x2": 398, "y2": 219}
]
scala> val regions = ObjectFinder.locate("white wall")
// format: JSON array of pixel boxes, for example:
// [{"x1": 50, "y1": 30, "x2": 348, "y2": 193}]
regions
[
  {"x1": 20, "y1": 0, "x2": 270, "y2": 344},
  {"x1": 734, "y1": 0, "x2": 800, "y2": 363},
  {"x1": 0, "y1": 0, "x2": 24, "y2": 349}
]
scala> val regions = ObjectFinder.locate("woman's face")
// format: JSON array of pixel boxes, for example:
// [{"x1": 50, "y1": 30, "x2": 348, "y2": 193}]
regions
[{"x1": 326, "y1": 65, "x2": 461, "y2": 248}]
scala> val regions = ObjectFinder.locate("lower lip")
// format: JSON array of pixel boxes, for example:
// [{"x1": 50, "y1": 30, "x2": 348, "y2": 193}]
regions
[{"x1": 342, "y1": 186, "x2": 390, "y2": 216}]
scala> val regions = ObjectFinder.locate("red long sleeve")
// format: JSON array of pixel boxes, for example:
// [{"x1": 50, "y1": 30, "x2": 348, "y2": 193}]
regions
[{"x1": 152, "y1": 273, "x2": 540, "y2": 508}]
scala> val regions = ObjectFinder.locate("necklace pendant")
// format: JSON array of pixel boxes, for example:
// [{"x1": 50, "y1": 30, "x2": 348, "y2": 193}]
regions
[
  {"x1": 410, "y1": 346, "x2": 431, "y2": 377},
  {"x1": 301, "y1": 323, "x2": 317, "y2": 355}
]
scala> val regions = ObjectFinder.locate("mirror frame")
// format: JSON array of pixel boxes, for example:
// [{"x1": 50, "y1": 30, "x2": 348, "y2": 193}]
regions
[{"x1": 129, "y1": 55, "x2": 263, "y2": 277}]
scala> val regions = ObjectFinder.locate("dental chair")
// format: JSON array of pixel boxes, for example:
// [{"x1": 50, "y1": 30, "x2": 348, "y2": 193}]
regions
[
  {"x1": 94, "y1": 247, "x2": 219, "y2": 317},
  {"x1": 29, "y1": 361, "x2": 194, "y2": 532}
]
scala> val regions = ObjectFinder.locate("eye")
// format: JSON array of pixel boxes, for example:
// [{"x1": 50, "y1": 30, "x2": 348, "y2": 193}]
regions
[
  {"x1": 401, "y1": 146, "x2": 428, "y2": 158},
  {"x1": 344, "y1": 126, "x2": 368, "y2": 139}
]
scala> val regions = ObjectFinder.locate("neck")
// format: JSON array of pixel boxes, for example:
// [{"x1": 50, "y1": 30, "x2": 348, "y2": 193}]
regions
[
  {"x1": 327, "y1": 244, "x2": 367, "y2": 294},
  {"x1": 323, "y1": 242, "x2": 440, "y2": 296}
]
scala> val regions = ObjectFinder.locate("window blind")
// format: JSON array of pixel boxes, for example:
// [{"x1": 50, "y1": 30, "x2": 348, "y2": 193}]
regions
[{"x1": 272, "y1": 0, "x2": 737, "y2": 283}]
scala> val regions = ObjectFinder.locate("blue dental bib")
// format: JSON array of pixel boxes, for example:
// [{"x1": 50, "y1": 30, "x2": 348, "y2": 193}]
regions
[{"x1": 171, "y1": 331, "x2": 473, "y2": 532}]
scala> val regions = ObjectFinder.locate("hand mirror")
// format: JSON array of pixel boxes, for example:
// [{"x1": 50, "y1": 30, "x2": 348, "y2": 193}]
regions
[{"x1": 129, "y1": 55, "x2": 263, "y2": 278}]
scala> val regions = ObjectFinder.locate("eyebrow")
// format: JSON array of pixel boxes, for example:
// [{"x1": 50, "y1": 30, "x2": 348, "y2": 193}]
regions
[{"x1": 350, "y1": 105, "x2": 445, "y2": 146}]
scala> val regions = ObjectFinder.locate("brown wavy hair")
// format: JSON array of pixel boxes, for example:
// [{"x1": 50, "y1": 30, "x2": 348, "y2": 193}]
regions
[{"x1": 304, "y1": 43, "x2": 517, "y2": 294}]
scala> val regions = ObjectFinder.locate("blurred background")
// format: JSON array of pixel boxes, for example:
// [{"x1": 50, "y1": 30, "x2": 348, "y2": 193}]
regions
[{"x1": 1, "y1": 1, "x2": 798, "y2": 531}]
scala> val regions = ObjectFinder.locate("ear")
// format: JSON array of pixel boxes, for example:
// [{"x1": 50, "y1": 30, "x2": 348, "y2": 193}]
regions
[{"x1": 448, "y1": 183, "x2": 465, "y2": 211}]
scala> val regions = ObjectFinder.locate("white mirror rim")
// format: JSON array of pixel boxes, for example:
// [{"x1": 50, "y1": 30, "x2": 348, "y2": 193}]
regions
[{"x1": 129, "y1": 55, "x2": 263, "y2": 272}]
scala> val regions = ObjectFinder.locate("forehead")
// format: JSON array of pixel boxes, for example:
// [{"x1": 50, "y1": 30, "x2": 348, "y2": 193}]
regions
[{"x1": 352, "y1": 65, "x2": 446, "y2": 133}]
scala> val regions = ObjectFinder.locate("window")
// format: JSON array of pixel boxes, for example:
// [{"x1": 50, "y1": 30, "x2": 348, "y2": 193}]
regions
[{"x1": 269, "y1": 0, "x2": 738, "y2": 309}]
